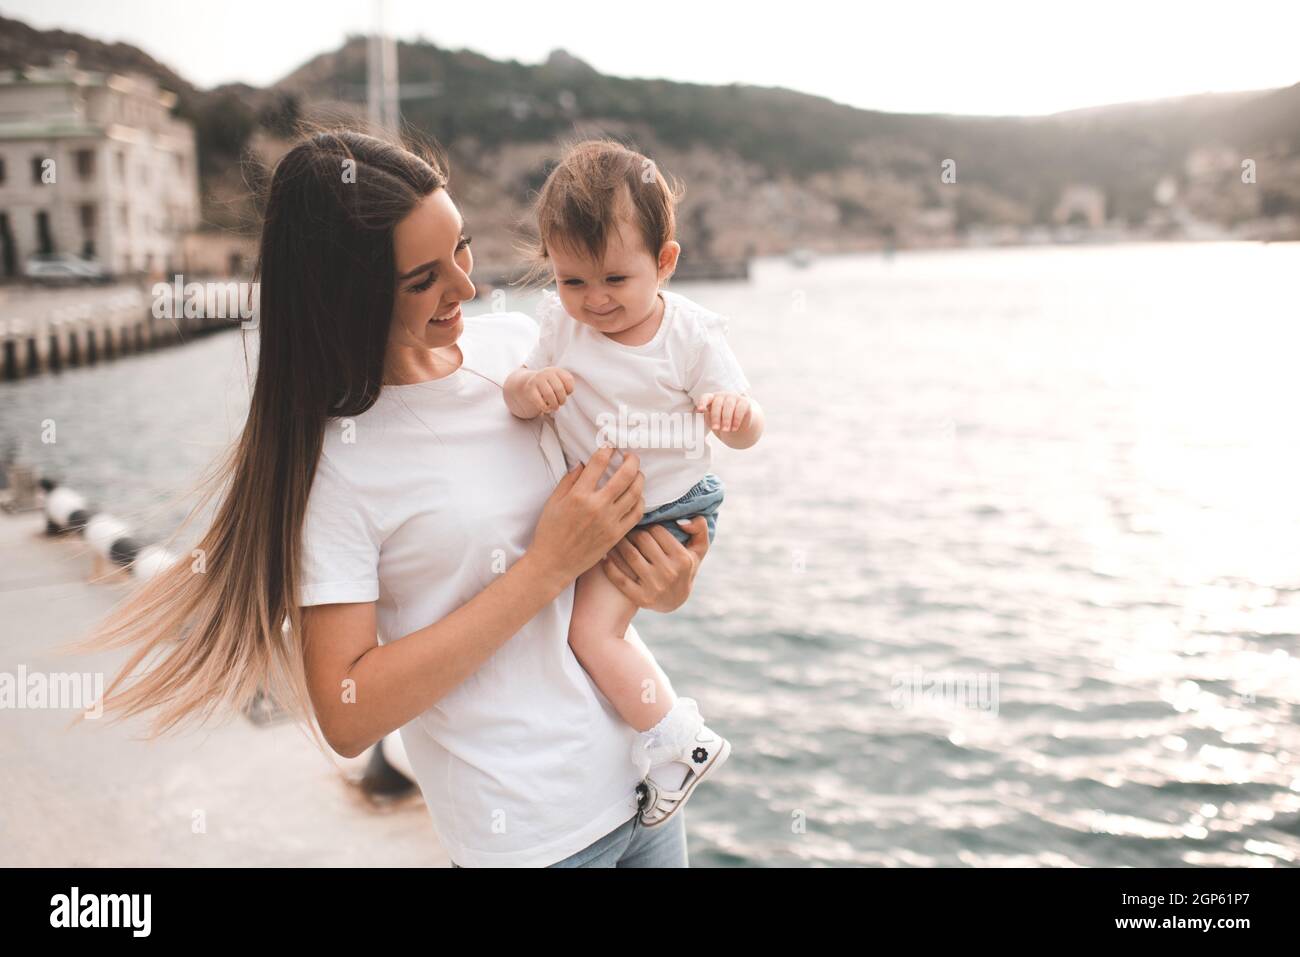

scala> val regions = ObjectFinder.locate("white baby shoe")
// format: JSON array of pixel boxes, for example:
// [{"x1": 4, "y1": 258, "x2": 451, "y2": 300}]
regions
[{"x1": 635, "y1": 722, "x2": 731, "y2": 828}]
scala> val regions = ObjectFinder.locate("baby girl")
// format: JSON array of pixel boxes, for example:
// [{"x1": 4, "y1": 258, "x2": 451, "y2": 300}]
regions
[{"x1": 504, "y1": 139, "x2": 763, "y2": 827}]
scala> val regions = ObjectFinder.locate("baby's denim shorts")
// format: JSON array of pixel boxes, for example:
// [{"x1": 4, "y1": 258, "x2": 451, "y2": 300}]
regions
[{"x1": 635, "y1": 473, "x2": 724, "y2": 545}]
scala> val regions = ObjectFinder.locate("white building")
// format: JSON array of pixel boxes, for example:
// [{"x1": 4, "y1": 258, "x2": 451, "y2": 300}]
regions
[{"x1": 0, "y1": 53, "x2": 199, "y2": 279}]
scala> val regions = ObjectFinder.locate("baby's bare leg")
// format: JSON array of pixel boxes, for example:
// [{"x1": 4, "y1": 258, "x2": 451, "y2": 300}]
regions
[{"x1": 568, "y1": 565, "x2": 676, "y2": 731}]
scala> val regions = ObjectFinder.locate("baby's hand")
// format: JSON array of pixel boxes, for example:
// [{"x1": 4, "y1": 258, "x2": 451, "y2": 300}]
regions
[
  {"x1": 526, "y1": 366, "x2": 575, "y2": 415},
  {"x1": 696, "y1": 392, "x2": 752, "y2": 433}
]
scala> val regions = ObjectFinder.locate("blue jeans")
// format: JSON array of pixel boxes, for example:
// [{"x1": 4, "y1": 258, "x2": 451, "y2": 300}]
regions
[
  {"x1": 450, "y1": 811, "x2": 689, "y2": 868},
  {"x1": 636, "y1": 473, "x2": 724, "y2": 545}
]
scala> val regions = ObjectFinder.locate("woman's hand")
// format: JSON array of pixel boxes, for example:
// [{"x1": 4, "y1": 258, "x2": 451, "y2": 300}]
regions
[
  {"x1": 530, "y1": 446, "x2": 645, "y2": 584},
  {"x1": 601, "y1": 517, "x2": 710, "y2": 612}
]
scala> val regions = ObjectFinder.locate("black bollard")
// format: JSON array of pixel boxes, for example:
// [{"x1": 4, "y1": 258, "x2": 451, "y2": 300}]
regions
[
  {"x1": 66, "y1": 508, "x2": 98, "y2": 534},
  {"x1": 359, "y1": 739, "x2": 417, "y2": 799},
  {"x1": 110, "y1": 536, "x2": 145, "y2": 566}
]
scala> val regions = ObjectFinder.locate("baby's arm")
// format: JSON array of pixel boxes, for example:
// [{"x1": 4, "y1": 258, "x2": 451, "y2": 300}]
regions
[
  {"x1": 510, "y1": 293, "x2": 572, "y2": 419},
  {"x1": 683, "y1": 304, "x2": 762, "y2": 449},
  {"x1": 504, "y1": 366, "x2": 575, "y2": 420},
  {"x1": 696, "y1": 392, "x2": 764, "y2": 449}
]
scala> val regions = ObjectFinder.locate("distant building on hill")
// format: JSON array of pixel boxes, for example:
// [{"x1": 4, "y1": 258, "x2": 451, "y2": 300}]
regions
[
  {"x1": 1052, "y1": 184, "x2": 1106, "y2": 229},
  {"x1": 0, "y1": 52, "x2": 199, "y2": 280}
]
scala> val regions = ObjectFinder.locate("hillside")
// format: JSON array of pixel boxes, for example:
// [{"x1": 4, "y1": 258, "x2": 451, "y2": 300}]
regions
[{"x1": 2, "y1": 14, "x2": 1297, "y2": 269}]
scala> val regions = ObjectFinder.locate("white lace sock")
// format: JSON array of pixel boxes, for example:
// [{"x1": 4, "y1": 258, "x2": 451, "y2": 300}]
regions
[{"x1": 631, "y1": 696, "x2": 703, "y2": 783}]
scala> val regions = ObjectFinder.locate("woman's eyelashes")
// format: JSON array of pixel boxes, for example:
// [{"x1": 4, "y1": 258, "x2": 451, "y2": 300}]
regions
[{"x1": 406, "y1": 236, "x2": 473, "y2": 294}]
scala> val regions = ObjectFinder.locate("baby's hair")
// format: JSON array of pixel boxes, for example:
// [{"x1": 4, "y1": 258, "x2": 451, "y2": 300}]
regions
[{"x1": 517, "y1": 138, "x2": 685, "y2": 288}]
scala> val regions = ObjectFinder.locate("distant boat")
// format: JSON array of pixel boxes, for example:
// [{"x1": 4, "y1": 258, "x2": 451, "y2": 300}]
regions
[
  {"x1": 788, "y1": 248, "x2": 814, "y2": 268},
  {"x1": 669, "y1": 258, "x2": 750, "y2": 282}
]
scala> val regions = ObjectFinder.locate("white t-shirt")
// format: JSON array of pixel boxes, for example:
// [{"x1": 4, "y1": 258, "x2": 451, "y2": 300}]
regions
[
  {"x1": 521, "y1": 287, "x2": 751, "y2": 510},
  {"x1": 297, "y1": 311, "x2": 644, "y2": 867}
]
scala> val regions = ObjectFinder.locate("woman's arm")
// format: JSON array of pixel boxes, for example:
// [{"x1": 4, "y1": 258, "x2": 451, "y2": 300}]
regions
[{"x1": 303, "y1": 446, "x2": 642, "y2": 758}]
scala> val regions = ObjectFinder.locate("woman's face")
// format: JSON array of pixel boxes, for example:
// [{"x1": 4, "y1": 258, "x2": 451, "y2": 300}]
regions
[{"x1": 390, "y1": 189, "x2": 476, "y2": 354}]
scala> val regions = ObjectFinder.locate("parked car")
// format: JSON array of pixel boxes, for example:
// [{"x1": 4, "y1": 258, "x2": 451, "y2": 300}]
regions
[{"x1": 23, "y1": 253, "x2": 110, "y2": 286}]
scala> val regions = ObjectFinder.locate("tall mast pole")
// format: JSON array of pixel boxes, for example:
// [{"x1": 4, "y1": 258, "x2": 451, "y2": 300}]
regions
[{"x1": 366, "y1": 0, "x2": 399, "y2": 133}]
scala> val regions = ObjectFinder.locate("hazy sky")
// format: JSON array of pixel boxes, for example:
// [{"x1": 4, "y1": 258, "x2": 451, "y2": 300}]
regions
[{"x1": 3, "y1": 0, "x2": 1297, "y2": 116}]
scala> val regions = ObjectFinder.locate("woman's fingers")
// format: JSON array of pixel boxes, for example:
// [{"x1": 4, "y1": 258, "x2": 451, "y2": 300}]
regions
[
  {"x1": 612, "y1": 524, "x2": 703, "y2": 611},
  {"x1": 602, "y1": 557, "x2": 647, "y2": 605},
  {"x1": 606, "y1": 545, "x2": 637, "y2": 581},
  {"x1": 627, "y1": 526, "x2": 672, "y2": 566},
  {"x1": 616, "y1": 492, "x2": 644, "y2": 538},
  {"x1": 614, "y1": 533, "x2": 655, "y2": 579},
  {"x1": 599, "y1": 450, "x2": 641, "y2": 502},
  {"x1": 642, "y1": 523, "x2": 696, "y2": 568},
  {"x1": 553, "y1": 461, "x2": 582, "y2": 495},
  {"x1": 611, "y1": 468, "x2": 644, "y2": 518},
  {"x1": 574, "y1": 446, "x2": 616, "y2": 493},
  {"x1": 678, "y1": 517, "x2": 711, "y2": 561}
]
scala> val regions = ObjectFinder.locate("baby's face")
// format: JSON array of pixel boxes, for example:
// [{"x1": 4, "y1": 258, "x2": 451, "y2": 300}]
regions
[{"x1": 548, "y1": 217, "x2": 677, "y2": 336}]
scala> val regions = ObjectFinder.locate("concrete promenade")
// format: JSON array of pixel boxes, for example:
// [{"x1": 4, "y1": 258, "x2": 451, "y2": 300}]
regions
[{"x1": 0, "y1": 506, "x2": 448, "y2": 867}]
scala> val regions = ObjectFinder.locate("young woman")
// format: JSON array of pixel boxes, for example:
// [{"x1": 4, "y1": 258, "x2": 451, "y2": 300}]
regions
[{"x1": 79, "y1": 129, "x2": 712, "y2": 867}]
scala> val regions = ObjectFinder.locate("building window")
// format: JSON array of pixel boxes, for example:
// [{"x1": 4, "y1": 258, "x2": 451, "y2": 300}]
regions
[
  {"x1": 75, "y1": 149, "x2": 95, "y2": 180},
  {"x1": 79, "y1": 203, "x2": 97, "y2": 230},
  {"x1": 0, "y1": 157, "x2": 6, "y2": 185},
  {"x1": 116, "y1": 150, "x2": 125, "y2": 182},
  {"x1": 31, "y1": 156, "x2": 49, "y2": 185},
  {"x1": 35, "y1": 210, "x2": 54, "y2": 255},
  {"x1": 0, "y1": 212, "x2": 16, "y2": 278}
]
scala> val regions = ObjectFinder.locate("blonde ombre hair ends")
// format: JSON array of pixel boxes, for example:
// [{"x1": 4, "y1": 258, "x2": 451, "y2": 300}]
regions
[{"x1": 62, "y1": 127, "x2": 449, "y2": 747}]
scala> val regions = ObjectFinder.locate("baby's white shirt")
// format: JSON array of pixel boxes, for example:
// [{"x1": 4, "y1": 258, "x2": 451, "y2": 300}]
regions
[{"x1": 522, "y1": 287, "x2": 751, "y2": 509}]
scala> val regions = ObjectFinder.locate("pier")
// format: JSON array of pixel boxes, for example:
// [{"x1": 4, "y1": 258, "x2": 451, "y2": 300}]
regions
[
  {"x1": 0, "y1": 485, "x2": 447, "y2": 866},
  {"x1": 0, "y1": 284, "x2": 238, "y2": 382}
]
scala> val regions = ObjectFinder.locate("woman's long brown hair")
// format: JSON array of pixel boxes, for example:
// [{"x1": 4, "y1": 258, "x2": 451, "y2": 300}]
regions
[{"x1": 64, "y1": 127, "x2": 447, "y2": 746}]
